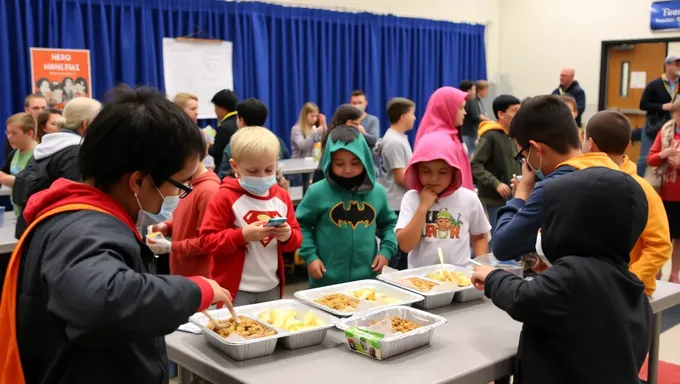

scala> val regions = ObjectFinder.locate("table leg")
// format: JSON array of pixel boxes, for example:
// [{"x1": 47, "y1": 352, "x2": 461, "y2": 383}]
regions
[
  {"x1": 177, "y1": 365, "x2": 192, "y2": 384},
  {"x1": 648, "y1": 312, "x2": 662, "y2": 384}
]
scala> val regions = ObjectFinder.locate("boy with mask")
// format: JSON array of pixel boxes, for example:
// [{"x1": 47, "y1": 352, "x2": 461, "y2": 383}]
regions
[
  {"x1": 297, "y1": 126, "x2": 398, "y2": 288},
  {"x1": 492, "y1": 95, "x2": 620, "y2": 261},
  {"x1": 0, "y1": 87, "x2": 235, "y2": 384},
  {"x1": 200, "y1": 127, "x2": 302, "y2": 306}
]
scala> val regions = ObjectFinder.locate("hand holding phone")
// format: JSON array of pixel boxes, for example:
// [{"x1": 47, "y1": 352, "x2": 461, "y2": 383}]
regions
[{"x1": 266, "y1": 217, "x2": 287, "y2": 227}]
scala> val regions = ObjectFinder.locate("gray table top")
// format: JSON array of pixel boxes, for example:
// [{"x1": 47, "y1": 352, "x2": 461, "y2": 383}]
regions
[
  {"x1": 167, "y1": 300, "x2": 521, "y2": 384},
  {"x1": 0, "y1": 211, "x2": 18, "y2": 254},
  {"x1": 279, "y1": 158, "x2": 318, "y2": 175}
]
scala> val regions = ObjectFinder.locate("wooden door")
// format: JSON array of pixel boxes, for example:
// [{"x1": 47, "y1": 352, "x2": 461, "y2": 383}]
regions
[{"x1": 606, "y1": 42, "x2": 667, "y2": 162}]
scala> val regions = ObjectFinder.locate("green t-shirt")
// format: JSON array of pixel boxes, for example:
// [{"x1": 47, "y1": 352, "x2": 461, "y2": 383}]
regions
[{"x1": 10, "y1": 148, "x2": 34, "y2": 217}]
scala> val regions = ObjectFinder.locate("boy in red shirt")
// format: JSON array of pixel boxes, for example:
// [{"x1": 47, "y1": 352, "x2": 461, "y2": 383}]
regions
[{"x1": 200, "y1": 126, "x2": 302, "y2": 305}]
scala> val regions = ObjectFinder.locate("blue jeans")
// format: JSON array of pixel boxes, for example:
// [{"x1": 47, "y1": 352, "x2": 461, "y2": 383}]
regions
[
  {"x1": 637, "y1": 130, "x2": 654, "y2": 177},
  {"x1": 462, "y1": 135, "x2": 477, "y2": 157}
]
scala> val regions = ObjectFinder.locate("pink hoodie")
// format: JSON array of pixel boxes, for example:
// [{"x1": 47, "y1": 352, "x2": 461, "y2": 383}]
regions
[
  {"x1": 414, "y1": 86, "x2": 473, "y2": 190},
  {"x1": 405, "y1": 131, "x2": 463, "y2": 198}
]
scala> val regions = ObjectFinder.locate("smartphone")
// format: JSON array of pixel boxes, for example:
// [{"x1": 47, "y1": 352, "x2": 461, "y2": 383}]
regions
[{"x1": 266, "y1": 217, "x2": 287, "y2": 227}]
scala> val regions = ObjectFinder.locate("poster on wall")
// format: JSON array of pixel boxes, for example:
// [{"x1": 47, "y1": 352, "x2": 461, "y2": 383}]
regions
[
  {"x1": 162, "y1": 38, "x2": 233, "y2": 120},
  {"x1": 29, "y1": 48, "x2": 92, "y2": 110},
  {"x1": 651, "y1": 1, "x2": 680, "y2": 31}
]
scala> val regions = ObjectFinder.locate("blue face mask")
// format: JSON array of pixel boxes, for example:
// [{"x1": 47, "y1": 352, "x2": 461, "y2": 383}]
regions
[
  {"x1": 240, "y1": 175, "x2": 277, "y2": 195},
  {"x1": 526, "y1": 147, "x2": 545, "y2": 180},
  {"x1": 135, "y1": 184, "x2": 180, "y2": 228}
]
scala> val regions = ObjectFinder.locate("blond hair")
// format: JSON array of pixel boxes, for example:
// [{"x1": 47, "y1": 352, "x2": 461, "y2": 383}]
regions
[
  {"x1": 297, "y1": 102, "x2": 319, "y2": 138},
  {"x1": 6, "y1": 113, "x2": 36, "y2": 134},
  {"x1": 231, "y1": 126, "x2": 280, "y2": 162},
  {"x1": 58, "y1": 97, "x2": 102, "y2": 130},
  {"x1": 173, "y1": 92, "x2": 198, "y2": 109},
  {"x1": 475, "y1": 80, "x2": 489, "y2": 91}
]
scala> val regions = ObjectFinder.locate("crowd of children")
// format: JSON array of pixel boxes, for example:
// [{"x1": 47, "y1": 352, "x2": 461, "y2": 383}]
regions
[{"x1": 0, "y1": 80, "x2": 673, "y2": 383}]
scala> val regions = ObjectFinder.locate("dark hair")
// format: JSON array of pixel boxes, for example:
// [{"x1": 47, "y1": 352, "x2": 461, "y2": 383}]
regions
[
  {"x1": 508, "y1": 95, "x2": 581, "y2": 154},
  {"x1": 350, "y1": 90, "x2": 366, "y2": 98},
  {"x1": 559, "y1": 94, "x2": 577, "y2": 110},
  {"x1": 323, "y1": 104, "x2": 363, "y2": 152},
  {"x1": 79, "y1": 86, "x2": 205, "y2": 191},
  {"x1": 211, "y1": 89, "x2": 238, "y2": 111},
  {"x1": 236, "y1": 98, "x2": 268, "y2": 126},
  {"x1": 492, "y1": 95, "x2": 521, "y2": 120},
  {"x1": 585, "y1": 111, "x2": 632, "y2": 155},
  {"x1": 74, "y1": 77, "x2": 89, "y2": 94},
  {"x1": 35, "y1": 78, "x2": 49, "y2": 90},
  {"x1": 458, "y1": 80, "x2": 475, "y2": 92},
  {"x1": 329, "y1": 125, "x2": 361, "y2": 144},
  {"x1": 387, "y1": 97, "x2": 415, "y2": 124},
  {"x1": 521, "y1": 97, "x2": 532, "y2": 105},
  {"x1": 36, "y1": 109, "x2": 62, "y2": 143}
]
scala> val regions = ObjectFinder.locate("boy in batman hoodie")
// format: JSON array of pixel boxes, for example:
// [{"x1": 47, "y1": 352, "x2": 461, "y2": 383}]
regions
[
  {"x1": 472, "y1": 167, "x2": 652, "y2": 384},
  {"x1": 297, "y1": 126, "x2": 398, "y2": 288}
]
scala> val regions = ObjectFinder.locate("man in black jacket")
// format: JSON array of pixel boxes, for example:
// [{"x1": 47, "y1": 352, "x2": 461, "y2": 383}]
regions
[
  {"x1": 551, "y1": 68, "x2": 585, "y2": 126},
  {"x1": 209, "y1": 89, "x2": 238, "y2": 170},
  {"x1": 472, "y1": 167, "x2": 652, "y2": 384},
  {"x1": 638, "y1": 55, "x2": 680, "y2": 176}
]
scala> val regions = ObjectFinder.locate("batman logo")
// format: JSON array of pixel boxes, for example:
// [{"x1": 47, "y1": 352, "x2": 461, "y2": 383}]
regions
[{"x1": 329, "y1": 201, "x2": 376, "y2": 229}]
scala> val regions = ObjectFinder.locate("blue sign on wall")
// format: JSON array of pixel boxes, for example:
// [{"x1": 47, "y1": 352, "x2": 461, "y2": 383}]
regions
[{"x1": 652, "y1": 1, "x2": 680, "y2": 31}]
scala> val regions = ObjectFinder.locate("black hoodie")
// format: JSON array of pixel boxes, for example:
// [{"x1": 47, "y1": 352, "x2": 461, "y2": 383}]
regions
[{"x1": 484, "y1": 167, "x2": 652, "y2": 384}]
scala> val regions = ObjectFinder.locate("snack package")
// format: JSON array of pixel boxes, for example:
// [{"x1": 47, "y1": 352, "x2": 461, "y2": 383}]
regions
[
  {"x1": 345, "y1": 327, "x2": 385, "y2": 360},
  {"x1": 202, "y1": 125, "x2": 217, "y2": 144}
]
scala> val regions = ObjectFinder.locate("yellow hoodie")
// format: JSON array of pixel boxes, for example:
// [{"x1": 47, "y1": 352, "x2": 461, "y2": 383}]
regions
[{"x1": 558, "y1": 153, "x2": 671, "y2": 295}]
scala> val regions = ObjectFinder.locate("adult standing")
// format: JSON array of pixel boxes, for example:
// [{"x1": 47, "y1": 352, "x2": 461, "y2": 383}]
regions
[
  {"x1": 460, "y1": 80, "x2": 481, "y2": 155},
  {"x1": 350, "y1": 90, "x2": 382, "y2": 176},
  {"x1": 551, "y1": 68, "x2": 585, "y2": 126},
  {"x1": 639, "y1": 56, "x2": 680, "y2": 177},
  {"x1": 208, "y1": 89, "x2": 238, "y2": 171}
]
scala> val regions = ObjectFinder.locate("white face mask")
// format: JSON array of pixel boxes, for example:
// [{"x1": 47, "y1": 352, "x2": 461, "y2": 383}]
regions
[
  {"x1": 535, "y1": 231, "x2": 552, "y2": 267},
  {"x1": 135, "y1": 182, "x2": 180, "y2": 228}
]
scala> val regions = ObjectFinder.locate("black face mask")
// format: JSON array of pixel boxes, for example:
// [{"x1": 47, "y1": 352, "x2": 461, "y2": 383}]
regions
[{"x1": 330, "y1": 171, "x2": 365, "y2": 191}]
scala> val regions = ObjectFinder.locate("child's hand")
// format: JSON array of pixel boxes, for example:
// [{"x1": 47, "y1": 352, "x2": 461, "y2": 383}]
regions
[
  {"x1": 307, "y1": 259, "x2": 326, "y2": 279},
  {"x1": 419, "y1": 187, "x2": 439, "y2": 211},
  {"x1": 272, "y1": 222, "x2": 292, "y2": 242},
  {"x1": 149, "y1": 223, "x2": 169, "y2": 237},
  {"x1": 496, "y1": 183, "x2": 512, "y2": 200},
  {"x1": 471, "y1": 265, "x2": 496, "y2": 291},
  {"x1": 203, "y1": 278, "x2": 237, "y2": 319},
  {"x1": 146, "y1": 236, "x2": 171, "y2": 255},
  {"x1": 242, "y1": 221, "x2": 275, "y2": 243},
  {"x1": 371, "y1": 255, "x2": 389, "y2": 273}
]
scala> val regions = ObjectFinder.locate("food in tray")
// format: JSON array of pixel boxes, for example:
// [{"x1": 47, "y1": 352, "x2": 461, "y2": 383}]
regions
[
  {"x1": 314, "y1": 293, "x2": 360, "y2": 311},
  {"x1": 369, "y1": 317, "x2": 422, "y2": 334},
  {"x1": 351, "y1": 288, "x2": 402, "y2": 304},
  {"x1": 257, "y1": 309, "x2": 327, "y2": 331},
  {"x1": 425, "y1": 270, "x2": 472, "y2": 287},
  {"x1": 407, "y1": 277, "x2": 438, "y2": 292},
  {"x1": 207, "y1": 316, "x2": 277, "y2": 339}
]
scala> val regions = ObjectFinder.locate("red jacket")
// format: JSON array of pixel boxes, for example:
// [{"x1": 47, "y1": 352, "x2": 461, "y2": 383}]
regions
[
  {"x1": 199, "y1": 178, "x2": 302, "y2": 299},
  {"x1": 648, "y1": 128, "x2": 680, "y2": 202},
  {"x1": 165, "y1": 170, "x2": 220, "y2": 277}
]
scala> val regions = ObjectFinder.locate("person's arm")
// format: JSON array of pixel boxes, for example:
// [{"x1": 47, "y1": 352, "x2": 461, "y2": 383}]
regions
[
  {"x1": 1, "y1": 175, "x2": 16, "y2": 187},
  {"x1": 198, "y1": 187, "x2": 247, "y2": 257},
  {"x1": 492, "y1": 182, "x2": 546, "y2": 260},
  {"x1": 279, "y1": 191, "x2": 303, "y2": 252},
  {"x1": 42, "y1": 216, "x2": 214, "y2": 344},
  {"x1": 375, "y1": 189, "x2": 398, "y2": 260},
  {"x1": 484, "y1": 263, "x2": 574, "y2": 327},
  {"x1": 171, "y1": 185, "x2": 218, "y2": 258},
  {"x1": 471, "y1": 234, "x2": 488, "y2": 256},
  {"x1": 381, "y1": 140, "x2": 409, "y2": 188},
  {"x1": 470, "y1": 137, "x2": 502, "y2": 189},
  {"x1": 467, "y1": 101, "x2": 482, "y2": 126},
  {"x1": 279, "y1": 138, "x2": 290, "y2": 160},
  {"x1": 396, "y1": 192, "x2": 428, "y2": 253},
  {"x1": 361, "y1": 116, "x2": 379, "y2": 147},
  {"x1": 295, "y1": 186, "x2": 322, "y2": 265},
  {"x1": 393, "y1": 169, "x2": 406, "y2": 188},
  {"x1": 12, "y1": 160, "x2": 38, "y2": 207},
  {"x1": 1, "y1": 149, "x2": 14, "y2": 174},
  {"x1": 218, "y1": 145, "x2": 233, "y2": 179},
  {"x1": 290, "y1": 125, "x2": 315, "y2": 158},
  {"x1": 574, "y1": 88, "x2": 586, "y2": 115},
  {"x1": 640, "y1": 83, "x2": 664, "y2": 113},
  {"x1": 468, "y1": 192, "x2": 492, "y2": 256},
  {"x1": 647, "y1": 130, "x2": 665, "y2": 167},
  {"x1": 630, "y1": 191, "x2": 672, "y2": 291},
  {"x1": 209, "y1": 124, "x2": 228, "y2": 160}
]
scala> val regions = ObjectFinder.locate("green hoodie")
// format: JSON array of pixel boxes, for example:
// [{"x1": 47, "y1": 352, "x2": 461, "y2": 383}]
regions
[{"x1": 296, "y1": 133, "x2": 398, "y2": 288}]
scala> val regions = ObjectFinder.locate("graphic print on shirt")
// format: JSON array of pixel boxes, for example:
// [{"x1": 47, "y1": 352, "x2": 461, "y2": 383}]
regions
[
  {"x1": 329, "y1": 201, "x2": 376, "y2": 229},
  {"x1": 422, "y1": 209, "x2": 464, "y2": 239},
  {"x1": 242, "y1": 209, "x2": 282, "y2": 246}
]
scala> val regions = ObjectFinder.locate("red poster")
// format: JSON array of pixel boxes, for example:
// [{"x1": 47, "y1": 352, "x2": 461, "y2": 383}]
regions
[{"x1": 29, "y1": 48, "x2": 92, "y2": 110}]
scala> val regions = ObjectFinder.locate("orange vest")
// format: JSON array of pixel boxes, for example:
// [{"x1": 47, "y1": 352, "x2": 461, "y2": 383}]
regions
[{"x1": 0, "y1": 204, "x2": 111, "y2": 384}]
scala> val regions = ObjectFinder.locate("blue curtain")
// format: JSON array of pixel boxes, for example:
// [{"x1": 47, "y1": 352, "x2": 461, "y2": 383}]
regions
[{"x1": 0, "y1": 0, "x2": 486, "y2": 158}]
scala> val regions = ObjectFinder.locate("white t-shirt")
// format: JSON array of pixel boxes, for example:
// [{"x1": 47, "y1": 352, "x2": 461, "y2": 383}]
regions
[{"x1": 395, "y1": 188, "x2": 491, "y2": 268}]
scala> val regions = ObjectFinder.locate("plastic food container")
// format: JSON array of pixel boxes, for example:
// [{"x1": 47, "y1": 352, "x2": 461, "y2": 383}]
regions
[
  {"x1": 236, "y1": 299, "x2": 338, "y2": 350},
  {"x1": 189, "y1": 310, "x2": 283, "y2": 361},
  {"x1": 294, "y1": 280, "x2": 424, "y2": 317},
  {"x1": 378, "y1": 264, "x2": 480, "y2": 308},
  {"x1": 335, "y1": 306, "x2": 447, "y2": 360},
  {"x1": 474, "y1": 253, "x2": 524, "y2": 277}
]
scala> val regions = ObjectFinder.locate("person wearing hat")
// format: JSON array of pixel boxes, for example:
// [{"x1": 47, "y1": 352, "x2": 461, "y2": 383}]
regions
[
  {"x1": 551, "y1": 68, "x2": 586, "y2": 126},
  {"x1": 638, "y1": 55, "x2": 680, "y2": 177}
]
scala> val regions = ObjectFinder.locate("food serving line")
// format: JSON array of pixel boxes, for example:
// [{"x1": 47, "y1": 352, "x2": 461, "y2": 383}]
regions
[{"x1": 167, "y1": 261, "x2": 680, "y2": 384}]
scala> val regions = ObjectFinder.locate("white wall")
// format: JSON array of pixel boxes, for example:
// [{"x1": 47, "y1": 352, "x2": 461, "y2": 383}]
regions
[
  {"x1": 249, "y1": 0, "x2": 502, "y2": 81},
  {"x1": 499, "y1": 0, "x2": 680, "y2": 122}
]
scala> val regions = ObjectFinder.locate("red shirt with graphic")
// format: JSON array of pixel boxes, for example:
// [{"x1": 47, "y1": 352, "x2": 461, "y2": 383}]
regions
[
  {"x1": 648, "y1": 129, "x2": 680, "y2": 202},
  {"x1": 199, "y1": 178, "x2": 302, "y2": 299}
]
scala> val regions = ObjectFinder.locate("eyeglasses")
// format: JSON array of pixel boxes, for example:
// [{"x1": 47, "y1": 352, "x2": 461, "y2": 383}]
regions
[
  {"x1": 167, "y1": 178, "x2": 193, "y2": 199},
  {"x1": 513, "y1": 144, "x2": 531, "y2": 164}
]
